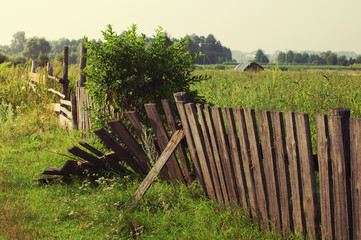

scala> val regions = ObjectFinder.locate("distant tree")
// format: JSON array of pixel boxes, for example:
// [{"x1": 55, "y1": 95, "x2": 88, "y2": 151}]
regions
[
  {"x1": 356, "y1": 55, "x2": 361, "y2": 64},
  {"x1": 320, "y1": 51, "x2": 332, "y2": 63},
  {"x1": 348, "y1": 57, "x2": 356, "y2": 65},
  {"x1": 0, "y1": 51, "x2": 8, "y2": 64},
  {"x1": 337, "y1": 55, "x2": 348, "y2": 66},
  {"x1": 326, "y1": 53, "x2": 338, "y2": 65},
  {"x1": 302, "y1": 53, "x2": 309, "y2": 63},
  {"x1": 23, "y1": 37, "x2": 51, "y2": 59},
  {"x1": 10, "y1": 31, "x2": 26, "y2": 54},
  {"x1": 0, "y1": 45, "x2": 11, "y2": 55},
  {"x1": 293, "y1": 53, "x2": 303, "y2": 63},
  {"x1": 286, "y1": 50, "x2": 294, "y2": 64},
  {"x1": 255, "y1": 49, "x2": 269, "y2": 63},
  {"x1": 37, "y1": 52, "x2": 50, "y2": 67},
  {"x1": 276, "y1": 52, "x2": 286, "y2": 64}
]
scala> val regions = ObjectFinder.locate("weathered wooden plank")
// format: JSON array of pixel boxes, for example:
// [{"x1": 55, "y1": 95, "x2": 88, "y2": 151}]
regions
[
  {"x1": 197, "y1": 104, "x2": 224, "y2": 203},
  {"x1": 244, "y1": 108, "x2": 268, "y2": 229},
  {"x1": 185, "y1": 103, "x2": 216, "y2": 200},
  {"x1": 295, "y1": 112, "x2": 320, "y2": 240},
  {"x1": 176, "y1": 101, "x2": 205, "y2": 189},
  {"x1": 129, "y1": 129, "x2": 184, "y2": 205},
  {"x1": 329, "y1": 115, "x2": 351, "y2": 240},
  {"x1": 257, "y1": 109, "x2": 281, "y2": 233},
  {"x1": 316, "y1": 114, "x2": 334, "y2": 240},
  {"x1": 350, "y1": 118, "x2": 361, "y2": 240},
  {"x1": 109, "y1": 119, "x2": 151, "y2": 170},
  {"x1": 145, "y1": 103, "x2": 185, "y2": 184},
  {"x1": 125, "y1": 111, "x2": 146, "y2": 143},
  {"x1": 203, "y1": 105, "x2": 229, "y2": 205},
  {"x1": 102, "y1": 152, "x2": 132, "y2": 174},
  {"x1": 60, "y1": 106, "x2": 72, "y2": 120},
  {"x1": 234, "y1": 108, "x2": 258, "y2": 221},
  {"x1": 78, "y1": 141, "x2": 104, "y2": 157},
  {"x1": 224, "y1": 107, "x2": 248, "y2": 208},
  {"x1": 60, "y1": 99, "x2": 71, "y2": 106},
  {"x1": 211, "y1": 107, "x2": 238, "y2": 204},
  {"x1": 71, "y1": 94, "x2": 77, "y2": 128},
  {"x1": 59, "y1": 114, "x2": 72, "y2": 129},
  {"x1": 93, "y1": 128, "x2": 146, "y2": 175},
  {"x1": 29, "y1": 72, "x2": 40, "y2": 83},
  {"x1": 271, "y1": 111, "x2": 292, "y2": 236},
  {"x1": 162, "y1": 99, "x2": 192, "y2": 185},
  {"x1": 284, "y1": 110, "x2": 305, "y2": 234},
  {"x1": 48, "y1": 88, "x2": 66, "y2": 99},
  {"x1": 68, "y1": 146, "x2": 106, "y2": 169},
  {"x1": 48, "y1": 75, "x2": 61, "y2": 83},
  {"x1": 62, "y1": 46, "x2": 69, "y2": 100}
]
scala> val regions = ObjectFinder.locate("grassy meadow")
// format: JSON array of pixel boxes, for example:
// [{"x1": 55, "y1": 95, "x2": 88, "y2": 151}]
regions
[
  {"x1": 1, "y1": 61, "x2": 361, "y2": 239},
  {"x1": 0, "y1": 63, "x2": 283, "y2": 239}
]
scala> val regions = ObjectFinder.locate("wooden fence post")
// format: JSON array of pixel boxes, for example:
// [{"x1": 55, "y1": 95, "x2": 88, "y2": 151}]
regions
[
  {"x1": 330, "y1": 108, "x2": 352, "y2": 240},
  {"x1": 62, "y1": 46, "x2": 69, "y2": 100},
  {"x1": 31, "y1": 60, "x2": 37, "y2": 73},
  {"x1": 79, "y1": 44, "x2": 87, "y2": 87},
  {"x1": 47, "y1": 62, "x2": 53, "y2": 76}
]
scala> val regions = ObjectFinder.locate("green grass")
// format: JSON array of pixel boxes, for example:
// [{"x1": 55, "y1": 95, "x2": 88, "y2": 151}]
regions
[{"x1": 0, "y1": 63, "x2": 285, "y2": 239}]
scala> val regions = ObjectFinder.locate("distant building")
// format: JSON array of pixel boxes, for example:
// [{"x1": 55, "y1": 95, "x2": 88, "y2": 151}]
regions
[{"x1": 234, "y1": 62, "x2": 264, "y2": 72}]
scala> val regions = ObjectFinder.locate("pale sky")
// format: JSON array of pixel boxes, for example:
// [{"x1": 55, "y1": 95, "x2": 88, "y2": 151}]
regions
[{"x1": 2, "y1": 0, "x2": 361, "y2": 54}]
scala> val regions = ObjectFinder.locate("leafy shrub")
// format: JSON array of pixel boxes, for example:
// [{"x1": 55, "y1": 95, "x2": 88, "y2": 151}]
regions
[{"x1": 82, "y1": 25, "x2": 207, "y2": 128}]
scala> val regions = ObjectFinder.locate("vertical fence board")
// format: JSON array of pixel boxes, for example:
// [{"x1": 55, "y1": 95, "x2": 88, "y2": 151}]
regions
[
  {"x1": 244, "y1": 108, "x2": 269, "y2": 229},
  {"x1": 162, "y1": 99, "x2": 192, "y2": 185},
  {"x1": 295, "y1": 113, "x2": 320, "y2": 240},
  {"x1": 271, "y1": 111, "x2": 292, "y2": 235},
  {"x1": 204, "y1": 105, "x2": 230, "y2": 205},
  {"x1": 316, "y1": 114, "x2": 334, "y2": 240},
  {"x1": 258, "y1": 110, "x2": 281, "y2": 233},
  {"x1": 184, "y1": 103, "x2": 216, "y2": 200},
  {"x1": 284, "y1": 111, "x2": 305, "y2": 234},
  {"x1": 212, "y1": 107, "x2": 238, "y2": 204},
  {"x1": 234, "y1": 108, "x2": 258, "y2": 220},
  {"x1": 350, "y1": 118, "x2": 361, "y2": 240},
  {"x1": 196, "y1": 104, "x2": 225, "y2": 203},
  {"x1": 176, "y1": 101, "x2": 205, "y2": 190},
  {"x1": 145, "y1": 104, "x2": 185, "y2": 184},
  {"x1": 329, "y1": 116, "x2": 351, "y2": 240},
  {"x1": 62, "y1": 46, "x2": 69, "y2": 99},
  {"x1": 224, "y1": 107, "x2": 248, "y2": 208}
]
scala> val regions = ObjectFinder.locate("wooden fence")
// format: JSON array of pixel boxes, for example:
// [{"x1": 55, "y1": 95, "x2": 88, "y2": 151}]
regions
[{"x1": 175, "y1": 96, "x2": 360, "y2": 240}]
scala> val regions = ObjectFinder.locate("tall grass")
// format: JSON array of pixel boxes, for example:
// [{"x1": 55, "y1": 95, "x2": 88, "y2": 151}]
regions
[{"x1": 0, "y1": 64, "x2": 284, "y2": 239}]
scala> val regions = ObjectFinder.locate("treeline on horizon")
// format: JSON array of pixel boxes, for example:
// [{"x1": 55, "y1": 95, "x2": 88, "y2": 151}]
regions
[
  {"x1": 1, "y1": 31, "x2": 361, "y2": 67},
  {"x1": 0, "y1": 31, "x2": 233, "y2": 66}
]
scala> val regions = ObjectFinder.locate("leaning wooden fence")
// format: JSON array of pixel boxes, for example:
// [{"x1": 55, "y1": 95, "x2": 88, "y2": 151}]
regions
[{"x1": 175, "y1": 95, "x2": 360, "y2": 240}]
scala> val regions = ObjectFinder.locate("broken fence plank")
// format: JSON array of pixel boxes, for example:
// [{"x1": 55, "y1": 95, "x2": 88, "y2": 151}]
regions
[
  {"x1": 128, "y1": 129, "x2": 184, "y2": 205},
  {"x1": 48, "y1": 88, "x2": 65, "y2": 99},
  {"x1": 68, "y1": 146, "x2": 106, "y2": 169},
  {"x1": 78, "y1": 142, "x2": 105, "y2": 157}
]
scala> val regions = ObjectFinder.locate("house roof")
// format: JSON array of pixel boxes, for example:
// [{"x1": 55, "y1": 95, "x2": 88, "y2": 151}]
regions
[{"x1": 234, "y1": 62, "x2": 264, "y2": 71}]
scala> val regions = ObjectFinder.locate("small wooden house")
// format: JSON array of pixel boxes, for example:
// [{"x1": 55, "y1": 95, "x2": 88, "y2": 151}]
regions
[{"x1": 234, "y1": 62, "x2": 264, "y2": 72}]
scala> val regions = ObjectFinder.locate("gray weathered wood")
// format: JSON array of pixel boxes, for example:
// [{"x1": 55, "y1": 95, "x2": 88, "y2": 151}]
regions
[
  {"x1": 211, "y1": 107, "x2": 238, "y2": 204},
  {"x1": 197, "y1": 104, "x2": 224, "y2": 203},
  {"x1": 244, "y1": 108, "x2": 268, "y2": 229},
  {"x1": 93, "y1": 128, "x2": 146, "y2": 175},
  {"x1": 295, "y1": 112, "x2": 320, "y2": 240},
  {"x1": 234, "y1": 108, "x2": 258, "y2": 221},
  {"x1": 329, "y1": 115, "x2": 351, "y2": 240},
  {"x1": 257, "y1": 109, "x2": 281, "y2": 233},
  {"x1": 79, "y1": 44, "x2": 87, "y2": 87},
  {"x1": 129, "y1": 129, "x2": 184, "y2": 205},
  {"x1": 185, "y1": 103, "x2": 216, "y2": 200},
  {"x1": 48, "y1": 88, "x2": 65, "y2": 99},
  {"x1": 224, "y1": 107, "x2": 248, "y2": 207},
  {"x1": 109, "y1": 119, "x2": 151, "y2": 170},
  {"x1": 162, "y1": 99, "x2": 192, "y2": 185},
  {"x1": 316, "y1": 114, "x2": 334, "y2": 240},
  {"x1": 71, "y1": 94, "x2": 77, "y2": 128},
  {"x1": 284, "y1": 110, "x2": 305, "y2": 234},
  {"x1": 145, "y1": 103, "x2": 185, "y2": 184},
  {"x1": 203, "y1": 105, "x2": 229, "y2": 204},
  {"x1": 350, "y1": 118, "x2": 361, "y2": 240},
  {"x1": 271, "y1": 111, "x2": 292, "y2": 236}
]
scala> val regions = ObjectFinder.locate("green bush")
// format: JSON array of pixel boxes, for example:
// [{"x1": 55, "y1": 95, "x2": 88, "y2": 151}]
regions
[{"x1": 82, "y1": 25, "x2": 207, "y2": 128}]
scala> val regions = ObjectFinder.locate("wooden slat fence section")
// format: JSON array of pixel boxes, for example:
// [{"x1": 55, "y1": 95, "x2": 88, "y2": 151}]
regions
[
  {"x1": 271, "y1": 111, "x2": 292, "y2": 236},
  {"x1": 295, "y1": 113, "x2": 320, "y2": 240},
  {"x1": 316, "y1": 114, "x2": 334, "y2": 240},
  {"x1": 257, "y1": 110, "x2": 281, "y2": 233},
  {"x1": 350, "y1": 118, "x2": 361, "y2": 240}
]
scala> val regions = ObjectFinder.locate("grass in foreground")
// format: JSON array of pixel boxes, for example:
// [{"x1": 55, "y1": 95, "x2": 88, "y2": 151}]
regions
[{"x1": 0, "y1": 106, "x2": 286, "y2": 239}]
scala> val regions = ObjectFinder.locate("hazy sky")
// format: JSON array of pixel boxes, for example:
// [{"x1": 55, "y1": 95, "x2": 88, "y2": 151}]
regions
[{"x1": 2, "y1": 0, "x2": 361, "y2": 54}]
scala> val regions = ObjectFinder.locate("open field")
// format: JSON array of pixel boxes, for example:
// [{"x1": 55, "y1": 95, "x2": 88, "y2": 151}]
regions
[{"x1": 0, "y1": 63, "x2": 284, "y2": 239}]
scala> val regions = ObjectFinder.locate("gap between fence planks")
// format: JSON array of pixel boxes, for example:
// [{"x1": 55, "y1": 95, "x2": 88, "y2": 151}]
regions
[{"x1": 128, "y1": 129, "x2": 184, "y2": 205}]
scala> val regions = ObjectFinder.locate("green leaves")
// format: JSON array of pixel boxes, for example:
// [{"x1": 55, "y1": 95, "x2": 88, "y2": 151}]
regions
[{"x1": 82, "y1": 25, "x2": 206, "y2": 128}]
